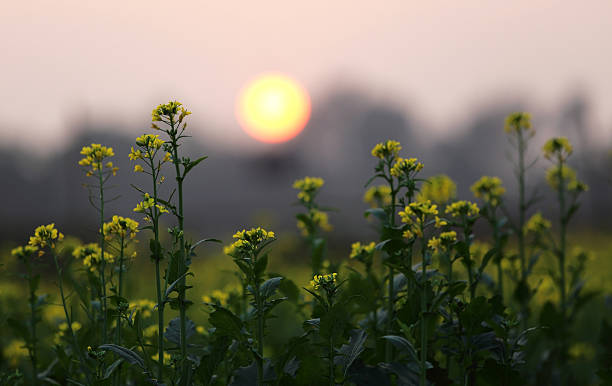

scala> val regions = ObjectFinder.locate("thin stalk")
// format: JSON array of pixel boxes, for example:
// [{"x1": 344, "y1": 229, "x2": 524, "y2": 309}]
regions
[
  {"x1": 464, "y1": 225, "x2": 475, "y2": 300},
  {"x1": 168, "y1": 118, "x2": 188, "y2": 378},
  {"x1": 52, "y1": 252, "x2": 91, "y2": 383},
  {"x1": 26, "y1": 261, "x2": 38, "y2": 385},
  {"x1": 385, "y1": 176, "x2": 397, "y2": 362},
  {"x1": 328, "y1": 331, "x2": 335, "y2": 386},
  {"x1": 113, "y1": 237, "x2": 125, "y2": 386},
  {"x1": 516, "y1": 131, "x2": 529, "y2": 329},
  {"x1": 557, "y1": 158, "x2": 568, "y2": 360},
  {"x1": 98, "y1": 166, "x2": 108, "y2": 343},
  {"x1": 420, "y1": 222, "x2": 427, "y2": 386},
  {"x1": 149, "y1": 154, "x2": 165, "y2": 382},
  {"x1": 255, "y1": 276, "x2": 265, "y2": 385}
]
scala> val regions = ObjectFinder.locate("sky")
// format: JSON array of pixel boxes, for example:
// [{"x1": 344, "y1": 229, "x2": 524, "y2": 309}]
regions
[{"x1": 1, "y1": 0, "x2": 611, "y2": 153}]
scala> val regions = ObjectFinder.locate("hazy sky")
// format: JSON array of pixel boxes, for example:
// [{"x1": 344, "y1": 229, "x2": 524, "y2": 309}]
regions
[{"x1": 2, "y1": 1, "x2": 611, "y2": 152}]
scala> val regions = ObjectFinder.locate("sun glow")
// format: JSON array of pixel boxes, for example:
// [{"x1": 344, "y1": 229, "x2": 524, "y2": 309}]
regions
[{"x1": 236, "y1": 74, "x2": 311, "y2": 143}]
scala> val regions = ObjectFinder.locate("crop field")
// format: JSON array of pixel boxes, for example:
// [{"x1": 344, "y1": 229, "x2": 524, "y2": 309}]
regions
[{"x1": 1, "y1": 101, "x2": 611, "y2": 386}]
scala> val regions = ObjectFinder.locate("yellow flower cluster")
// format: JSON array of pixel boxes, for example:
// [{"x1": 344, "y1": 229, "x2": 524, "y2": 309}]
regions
[
  {"x1": 202, "y1": 290, "x2": 230, "y2": 306},
  {"x1": 471, "y1": 176, "x2": 506, "y2": 206},
  {"x1": 136, "y1": 134, "x2": 165, "y2": 149},
  {"x1": 28, "y1": 223, "x2": 64, "y2": 255},
  {"x1": 133, "y1": 193, "x2": 169, "y2": 215},
  {"x1": 371, "y1": 140, "x2": 402, "y2": 159},
  {"x1": 427, "y1": 231, "x2": 457, "y2": 253},
  {"x1": 129, "y1": 134, "x2": 172, "y2": 172},
  {"x1": 542, "y1": 137, "x2": 573, "y2": 161},
  {"x1": 151, "y1": 352, "x2": 172, "y2": 366},
  {"x1": 400, "y1": 200, "x2": 441, "y2": 239},
  {"x1": 445, "y1": 201, "x2": 480, "y2": 218},
  {"x1": 545, "y1": 165, "x2": 588, "y2": 192},
  {"x1": 54, "y1": 321, "x2": 82, "y2": 344},
  {"x1": 293, "y1": 177, "x2": 324, "y2": 203},
  {"x1": 3, "y1": 340, "x2": 28, "y2": 367},
  {"x1": 350, "y1": 241, "x2": 376, "y2": 259},
  {"x1": 143, "y1": 325, "x2": 158, "y2": 339},
  {"x1": 72, "y1": 243, "x2": 115, "y2": 270},
  {"x1": 390, "y1": 157, "x2": 424, "y2": 177},
  {"x1": 103, "y1": 215, "x2": 139, "y2": 241},
  {"x1": 297, "y1": 209, "x2": 332, "y2": 235},
  {"x1": 223, "y1": 227, "x2": 275, "y2": 256},
  {"x1": 11, "y1": 245, "x2": 38, "y2": 259},
  {"x1": 504, "y1": 112, "x2": 533, "y2": 136},
  {"x1": 417, "y1": 175, "x2": 456, "y2": 204},
  {"x1": 363, "y1": 185, "x2": 392, "y2": 208},
  {"x1": 524, "y1": 212, "x2": 551, "y2": 234},
  {"x1": 129, "y1": 299, "x2": 156, "y2": 318},
  {"x1": 151, "y1": 101, "x2": 191, "y2": 123},
  {"x1": 78, "y1": 144, "x2": 117, "y2": 177},
  {"x1": 310, "y1": 272, "x2": 338, "y2": 290}
]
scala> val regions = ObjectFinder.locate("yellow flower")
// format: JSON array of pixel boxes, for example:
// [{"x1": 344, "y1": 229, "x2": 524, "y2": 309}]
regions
[
  {"x1": 428, "y1": 231, "x2": 457, "y2": 253},
  {"x1": 524, "y1": 212, "x2": 551, "y2": 235},
  {"x1": 390, "y1": 157, "x2": 424, "y2": 178},
  {"x1": 129, "y1": 299, "x2": 156, "y2": 318},
  {"x1": 293, "y1": 177, "x2": 324, "y2": 203},
  {"x1": 103, "y1": 215, "x2": 139, "y2": 240},
  {"x1": 201, "y1": 290, "x2": 229, "y2": 306},
  {"x1": 73, "y1": 243, "x2": 114, "y2": 270},
  {"x1": 471, "y1": 176, "x2": 506, "y2": 206},
  {"x1": 349, "y1": 241, "x2": 376, "y2": 260},
  {"x1": 134, "y1": 164, "x2": 144, "y2": 173},
  {"x1": 152, "y1": 101, "x2": 191, "y2": 123},
  {"x1": 151, "y1": 352, "x2": 172, "y2": 366},
  {"x1": 28, "y1": 223, "x2": 64, "y2": 254},
  {"x1": 399, "y1": 200, "x2": 439, "y2": 222},
  {"x1": 128, "y1": 147, "x2": 143, "y2": 160},
  {"x1": 78, "y1": 143, "x2": 116, "y2": 177},
  {"x1": 418, "y1": 175, "x2": 456, "y2": 204},
  {"x1": 11, "y1": 245, "x2": 39, "y2": 259},
  {"x1": 310, "y1": 273, "x2": 338, "y2": 290},
  {"x1": 371, "y1": 140, "x2": 401, "y2": 159},
  {"x1": 135, "y1": 134, "x2": 164, "y2": 149},
  {"x1": 504, "y1": 112, "x2": 533, "y2": 136},
  {"x1": 545, "y1": 165, "x2": 577, "y2": 190},
  {"x1": 297, "y1": 209, "x2": 332, "y2": 235},
  {"x1": 363, "y1": 185, "x2": 392, "y2": 208},
  {"x1": 445, "y1": 201, "x2": 479, "y2": 218},
  {"x1": 3, "y1": 340, "x2": 28, "y2": 367},
  {"x1": 224, "y1": 227, "x2": 275, "y2": 256},
  {"x1": 542, "y1": 137, "x2": 573, "y2": 161}
]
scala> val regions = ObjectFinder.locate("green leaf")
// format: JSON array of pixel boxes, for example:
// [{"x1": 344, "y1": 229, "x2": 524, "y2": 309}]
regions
[
  {"x1": 183, "y1": 155, "x2": 208, "y2": 176},
  {"x1": 189, "y1": 238, "x2": 222, "y2": 255},
  {"x1": 99, "y1": 344, "x2": 145, "y2": 370},
  {"x1": 364, "y1": 207, "x2": 387, "y2": 221},
  {"x1": 335, "y1": 329, "x2": 367, "y2": 378},
  {"x1": 381, "y1": 335, "x2": 418, "y2": 362},
  {"x1": 102, "y1": 359, "x2": 123, "y2": 380},
  {"x1": 209, "y1": 306, "x2": 245, "y2": 341},
  {"x1": 164, "y1": 317, "x2": 196, "y2": 345},
  {"x1": 260, "y1": 277, "x2": 283, "y2": 300},
  {"x1": 164, "y1": 271, "x2": 194, "y2": 299},
  {"x1": 254, "y1": 254, "x2": 268, "y2": 279}
]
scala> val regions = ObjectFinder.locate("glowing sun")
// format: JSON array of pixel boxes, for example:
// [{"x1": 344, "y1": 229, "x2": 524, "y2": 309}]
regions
[{"x1": 236, "y1": 73, "x2": 311, "y2": 143}]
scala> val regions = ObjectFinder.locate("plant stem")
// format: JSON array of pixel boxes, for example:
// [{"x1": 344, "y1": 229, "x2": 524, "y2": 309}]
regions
[
  {"x1": 169, "y1": 117, "x2": 189, "y2": 380},
  {"x1": 26, "y1": 261, "x2": 38, "y2": 385},
  {"x1": 98, "y1": 166, "x2": 108, "y2": 344},
  {"x1": 420, "y1": 222, "x2": 427, "y2": 386},
  {"x1": 113, "y1": 237, "x2": 125, "y2": 386},
  {"x1": 516, "y1": 131, "x2": 529, "y2": 329},
  {"x1": 150, "y1": 155, "x2": 165, "y2": 382},
  {"x1": 385, "y1": 177, "x2": 397, "y2": 362},
  {"x1": 557, "y1": 158, "x2": 568, "y2": 361},
  {"x1": 52, "y1": 252, "x2": 91, "y2": 383},
  {"x1": 255, "y1": 277, "x2": 265, "y2": 385}
]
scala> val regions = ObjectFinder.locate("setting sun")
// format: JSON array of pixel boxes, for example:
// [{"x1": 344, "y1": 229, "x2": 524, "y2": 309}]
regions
[{"x1": 236, "y1": 73, "x2": 311, "y2": 143}]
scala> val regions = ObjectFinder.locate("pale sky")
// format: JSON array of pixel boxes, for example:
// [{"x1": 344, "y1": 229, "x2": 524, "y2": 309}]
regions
[{"x1": 2, "y1": 1, "x2": 611, "y2": 152}]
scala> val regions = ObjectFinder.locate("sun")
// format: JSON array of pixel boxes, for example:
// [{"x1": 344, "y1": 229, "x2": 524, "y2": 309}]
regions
[{"x1": 236, "y1": 73, "x2": 311, "y2": 143}]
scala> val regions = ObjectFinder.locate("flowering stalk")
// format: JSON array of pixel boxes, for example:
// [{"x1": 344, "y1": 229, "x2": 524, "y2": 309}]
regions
[
  {"x1": 224, "y1": 227, "x2": 276, "y2": 385},
  {"x1": 131, "y1": 133, "x2": 170, "y2": 382}
]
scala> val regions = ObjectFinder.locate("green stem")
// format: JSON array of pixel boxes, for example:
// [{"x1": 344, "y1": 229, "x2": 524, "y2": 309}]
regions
[
  {"x1": 113, "y1": 237, "x2": 125, "y2": 386},
  {"x1": 169, "y1": 118, "x2": 188, "y2": 380},
  {"x1": 328, "y1": 332, "x2": 335, "y2": 386},
  {"x1": 256, "y1": 282, "x2": 265, "y2": 386},
  {"x1": 149, "y1": 154, "x2": 165, "y2": 382},
  {"x1": 98, "y1": 166, "x2": 108, "y2": 344},
  {"x1": 385, "y1": 177, "x2": 397, "y2": 362},
  {"x1": 516, "y1": 131, "x2": 529, "y2": 329},
  {"x1": 52, "y1": 252, "x2": 91, "y2": 383},
  {"x1": 558, "y1": 158, "x2": 568, "y2": 360},
  {"x1": 420, "y1": 222, "x2": 427, "y2": 386},
  {"x1": 26, "y1": 261, "x2": 38, "y2": 385}
]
